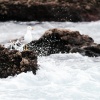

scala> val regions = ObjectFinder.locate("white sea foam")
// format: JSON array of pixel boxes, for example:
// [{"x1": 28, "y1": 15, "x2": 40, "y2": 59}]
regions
[{"x1": 0, "y1": 21, "x2": 100, "y2": 100}]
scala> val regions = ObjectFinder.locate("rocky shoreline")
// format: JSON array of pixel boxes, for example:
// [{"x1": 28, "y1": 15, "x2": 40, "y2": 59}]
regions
[
  {"x1": 0, "y1": 28, "x2": 100, "y2": 78},
  {"x1": 0, "y1": 0, "x2": 100, "y2": 22}
]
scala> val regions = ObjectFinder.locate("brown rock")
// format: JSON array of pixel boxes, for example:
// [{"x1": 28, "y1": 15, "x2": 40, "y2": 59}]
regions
[
  {"x1": 27, "y1": 28, "x2": 95, "y2": 56},
  {"x1": 20, "y1": 58, "x2": 29, "y2": 66},
  {"x1": 21, "y1": 67, "x2": 26, "y2": 72},
  {"x1": 0, "y1": 0, "x2": 100, "y2": 21},
  {"x1": 0, "y1": 45, "x2": 38, "y2": 78},
  {"x1": 41, "y1": 28, "x2": 94, "y2": 47}
]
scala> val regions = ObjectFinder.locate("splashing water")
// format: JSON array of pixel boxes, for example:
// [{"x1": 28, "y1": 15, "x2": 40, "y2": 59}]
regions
[{"x1": 0, "y1": 21, "x2": 100, "y2": 100}]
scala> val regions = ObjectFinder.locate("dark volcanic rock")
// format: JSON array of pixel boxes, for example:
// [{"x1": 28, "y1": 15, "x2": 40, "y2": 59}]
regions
[
  {"x1": 0, "y1": 45, "x2": 38, "y2": 78},
  {"x1": 0, "y1": 0, "x2": 100, "y2": 22},
  {"x1": 26, "y1": 28, "x2": 98, "y2": 56}
]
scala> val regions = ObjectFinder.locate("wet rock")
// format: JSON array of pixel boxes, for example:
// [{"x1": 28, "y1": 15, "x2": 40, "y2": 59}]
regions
[
  {"x1": 69, "y1": 44, "x2": 100, "y2": 57},
  {"x1": 0, "y1": 28, "x2": 100, "y2": 77},
  {"x1": 0, "y1": 45, "x2": 38, "y2": 78},
  {"x1": 70, "y1": 47, "x2": 85, "y2": 54},
  {"x1": 83, "y1": 45, "x2": 100, "y2": 57},
  {"x1": 26, "y1": 28, "x2": 98, "y2": 56},
  {"x1": 0, "y1": 0, "x2": 100, "y2": 21}
]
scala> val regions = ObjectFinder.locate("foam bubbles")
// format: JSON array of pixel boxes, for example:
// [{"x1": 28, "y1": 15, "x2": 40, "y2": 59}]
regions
[{"x1": 0, "y1": 21, "x2": 100, "y2": 100}]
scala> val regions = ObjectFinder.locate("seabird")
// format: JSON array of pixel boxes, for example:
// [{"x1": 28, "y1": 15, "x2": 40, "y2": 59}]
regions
[
  {"x1": 4, "y1": 26, "x2": 34, "y2": 51},
  {"x1": 24, "y1": 26, "x2": 33, "y2": 44}
]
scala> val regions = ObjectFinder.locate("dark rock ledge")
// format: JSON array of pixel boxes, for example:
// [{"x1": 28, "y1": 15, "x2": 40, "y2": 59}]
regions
[
  {"x1": 0, "y1": 28, "x2": 100, "y2": 78},
  {"x1": 0, "y1": 0, "x2": 100, "y2": 22}
]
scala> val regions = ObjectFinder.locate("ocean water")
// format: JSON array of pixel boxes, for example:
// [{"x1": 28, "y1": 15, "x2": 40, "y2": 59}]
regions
[{"x1": 0, "y1": 21, "x2": 100, "y2": 100}]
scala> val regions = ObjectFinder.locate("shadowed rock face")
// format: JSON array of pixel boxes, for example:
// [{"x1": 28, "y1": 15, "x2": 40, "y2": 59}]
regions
[
  {"x1": 26, "y1": 28, "x2": 100, "y2": 57},
  {"x1": 0, "y1": 45, "x2": 38, "y2": 78},
  {"x1": 0, "y1": 0, "x2": 100, "y2": 21}
]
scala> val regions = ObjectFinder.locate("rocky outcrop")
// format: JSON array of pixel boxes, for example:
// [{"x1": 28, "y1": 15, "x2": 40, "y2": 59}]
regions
[
  {"x1": 27, "y1": 28, "x2": 100, "y2": 57},
  {"x1": 0, "y1": 45, "x2": 38, "y2": 78},
  {"x1": 0, "y1": 28, "x2": 100, "y2": 78},
  {"x1": 0, "y1": 0, "x2": 100, "y2": 22}
]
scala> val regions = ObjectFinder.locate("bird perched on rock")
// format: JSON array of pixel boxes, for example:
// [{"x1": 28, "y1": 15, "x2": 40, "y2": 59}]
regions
[
  {"x1": 23, "y1": 26, "x2": 34, "y2": 51},
  {"x1": 24, "y1": 26, "x2": 33, "y2": 44},
  {"x1": 4, "y1": 26, "x2": 34, "y2": 51}
]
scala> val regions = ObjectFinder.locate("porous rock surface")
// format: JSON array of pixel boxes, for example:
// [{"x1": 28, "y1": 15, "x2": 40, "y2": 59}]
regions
[
  {"x1": 27, "y1": 28, "x2": 100, "y2": 57},
  {"x1": 0, "y1": 45, "x2": 38, "y2": 78},
  {"x1": 0, "y1": 0, "x2": 100, "y2": 22}
]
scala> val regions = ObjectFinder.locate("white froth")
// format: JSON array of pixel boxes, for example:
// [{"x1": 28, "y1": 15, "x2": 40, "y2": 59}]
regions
[{"x1": 0, "y1": 21, "x2": 100, "y2": 100}]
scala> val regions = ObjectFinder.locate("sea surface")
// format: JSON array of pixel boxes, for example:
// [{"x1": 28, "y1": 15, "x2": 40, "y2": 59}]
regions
[{"x1": 0, "y1": 21, "x2": 100, "y2": 100}]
